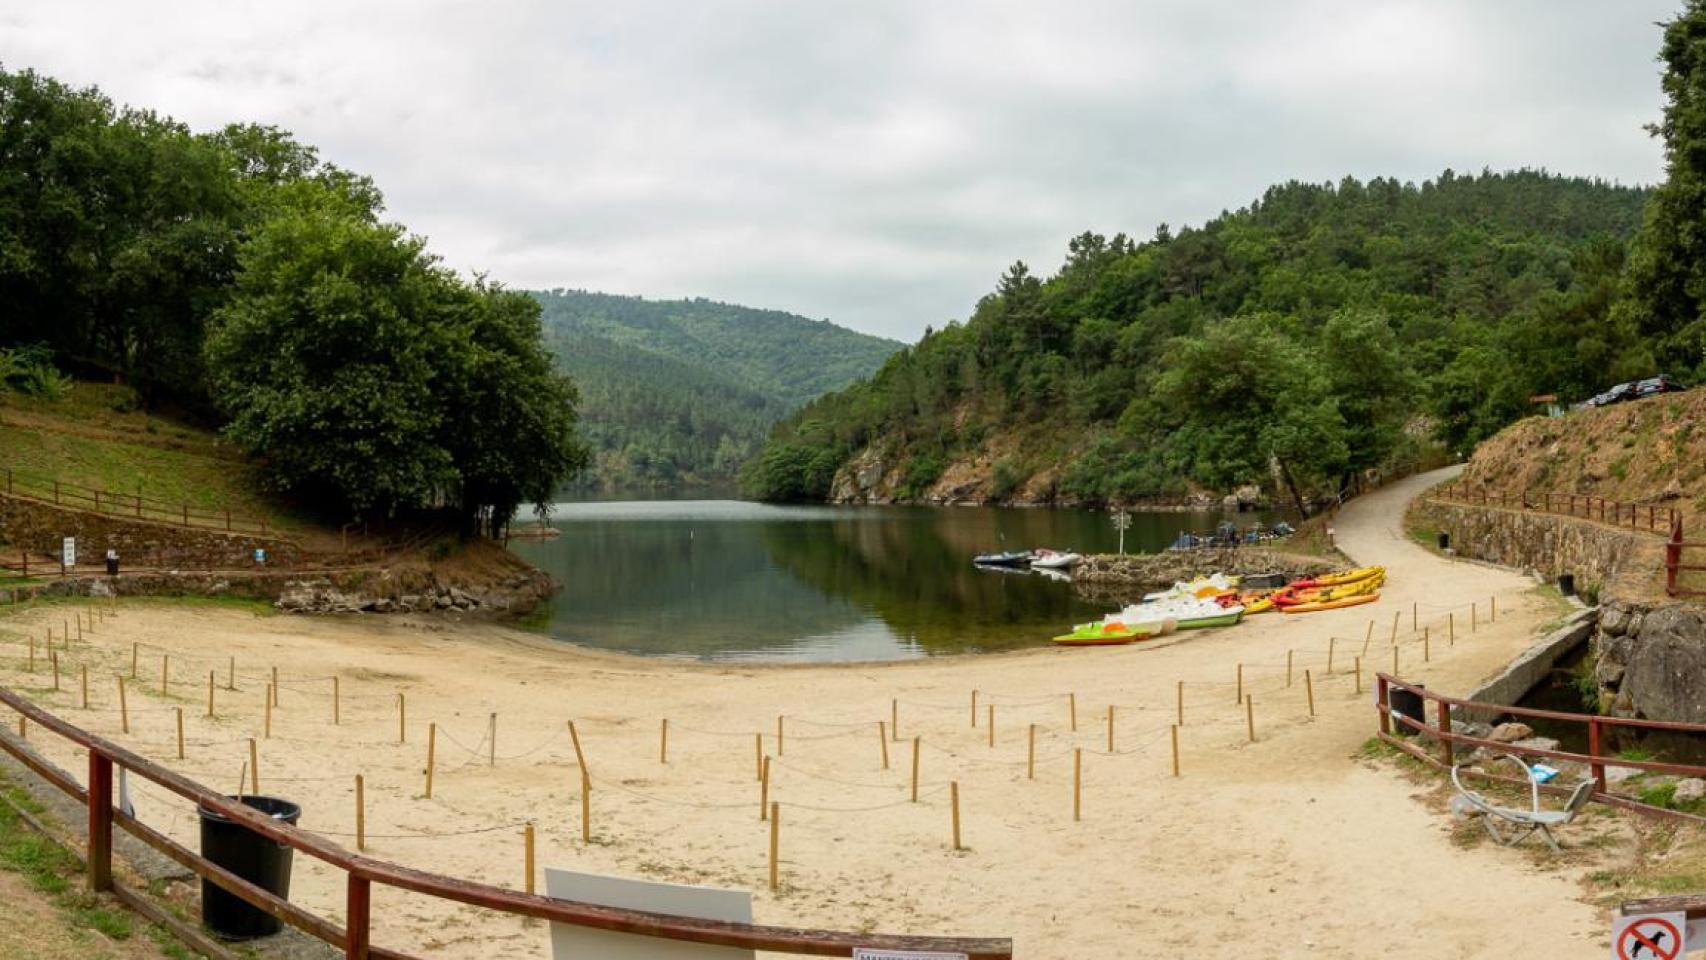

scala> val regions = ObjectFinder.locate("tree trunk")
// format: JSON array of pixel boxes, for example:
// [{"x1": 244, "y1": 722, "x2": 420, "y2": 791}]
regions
[{"x1": 1277, "y1": 456, "x2": 1311, "y2": 519}]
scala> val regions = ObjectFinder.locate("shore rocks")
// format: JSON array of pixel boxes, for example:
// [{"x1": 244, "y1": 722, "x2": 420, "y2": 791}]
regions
[
  {"x1": 1488, "y1": 722, "x2": 1533, "y2": 743},
  {"x1": 1675, "y1": 778, "x2": 1706, "y2": 804},
  {"x1": 1594, "y1": 599, "x2": 1706, "y2": 723},
  {"x1": 1072, "y1": 548, "x2": 1333, "y2": 603}
]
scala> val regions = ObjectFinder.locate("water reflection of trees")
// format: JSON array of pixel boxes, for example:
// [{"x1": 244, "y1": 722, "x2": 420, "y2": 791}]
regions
[
  {"x1": 759, "y1": 512, "x2": 1103, "y2": 654},
  {"x1": 515, "y1": 521, "x2": 865, "y2": 656}
]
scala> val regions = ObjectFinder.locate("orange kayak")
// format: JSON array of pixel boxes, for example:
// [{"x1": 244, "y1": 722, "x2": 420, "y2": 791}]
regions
[{"x1": 1279, "y1": 593, "x2": 1380, "y2": 614}]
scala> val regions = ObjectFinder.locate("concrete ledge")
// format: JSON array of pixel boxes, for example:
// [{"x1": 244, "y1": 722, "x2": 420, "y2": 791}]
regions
[{"x1": 1455, "y1": 608, "x2": 1597, "y2": 714}]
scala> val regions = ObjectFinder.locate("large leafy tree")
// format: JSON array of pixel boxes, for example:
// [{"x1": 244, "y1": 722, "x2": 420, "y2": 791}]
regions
[{"x1": 1614, "y1": 0, "x2": 1706, "y2": 381}]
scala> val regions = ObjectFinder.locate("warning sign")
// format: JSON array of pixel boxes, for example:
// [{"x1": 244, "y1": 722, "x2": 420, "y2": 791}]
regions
[{"x1": 1613, "y1": 911, "x2": 1685, "y2": 960}]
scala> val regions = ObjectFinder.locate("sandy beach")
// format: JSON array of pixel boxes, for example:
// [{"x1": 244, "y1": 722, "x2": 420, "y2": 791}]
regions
[{"x1": 0, "y1": 468, "x2": 1618, "y2": 958}]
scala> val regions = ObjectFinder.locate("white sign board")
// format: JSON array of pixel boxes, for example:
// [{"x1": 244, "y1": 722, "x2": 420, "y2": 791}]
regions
[
  {"x1": 854, "y1": 950, "x2": 969, "y2": 960},
  {"x1": 545, "y1": 868, "x2": 754, "y2": 960},
  {"x1": 61, "y1": 537, "x2": 75, "y2": 568},
  {"x1": 1611, "y1": 911, "x2": 1685, "y2": 960}
]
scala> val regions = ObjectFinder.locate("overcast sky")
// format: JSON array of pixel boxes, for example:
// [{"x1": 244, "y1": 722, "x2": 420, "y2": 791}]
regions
[{"x1": 2, "y1": 1, "x2": 1679, "y2": 341}]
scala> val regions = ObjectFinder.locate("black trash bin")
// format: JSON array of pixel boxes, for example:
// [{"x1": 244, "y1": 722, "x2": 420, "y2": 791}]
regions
[
  {"x1": 1558, "y1": 573, "x2": 1577, "y2": 597},
  {"x1": 104, "y1": 549, "x2": 118, "y2": 577},
  {"x1": 1389, "y1": 683, "x2": 1427, "y2": 737},
  {"x1": 1437, "y1": 532, "x2": 1450, "y2": 551},
  {"x1": 198, "y1": 796, "x2": 300, "y2": 939}
]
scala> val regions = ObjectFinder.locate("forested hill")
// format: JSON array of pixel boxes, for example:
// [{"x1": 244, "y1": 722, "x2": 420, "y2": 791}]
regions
[
  {"x1": 745, "y1": 170, "x2": 1657, "y2": 509},
  {"x1": 532, "y1": 290, "x2": 900, "y2": 490}
]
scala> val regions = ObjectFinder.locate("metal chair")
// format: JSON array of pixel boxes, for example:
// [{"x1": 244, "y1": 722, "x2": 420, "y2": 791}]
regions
[{"x1": 1450, "y1": 753, "x2": 1596, "y2": 852}]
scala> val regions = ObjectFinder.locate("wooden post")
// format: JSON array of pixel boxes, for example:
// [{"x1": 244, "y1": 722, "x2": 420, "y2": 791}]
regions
[
  {"x1": 160, "y1": 655, "x2": 168, "y2": 697},
  {"x1": 131, "y1": 642, "x2": 138, "y2": 679},
  {"x1": 524, "y1": 823, "x2": 536, "y2": 895},
  {"x1": 970, "y1": 689, "x2": 978, "y2": 727},
  {"x1": 1424, "y1": 628, "x2": 1431, "y2": 662},
  {"x1": 1449, "y1": 612, "x2": 1455, "y2": 646},
  {"x1": 987, "y1": 704, "x2": 994, "y2": 748},
  {"x1": 1170, "y1": 724, "x2": 1180, "y2": 778},
  {"x1": 1392, "y1": 644, "x2": 1399, "y2": 675},
  {"x1": 1286, "y1": 649, "x2": 1294, "y2": 687},
  {"x1": 1176, "y1": 680, "x2": 1184, "y2": 726},
  {"x1": 1245, "y1": 695, "x2": 1255, "y2": 743},
  {"x1": 1354, "y1": 656, "x2": 1363, "y2": 695},
  {"x1": 1412, "y1": 601, "x2": 1418, "y2": 632},
  {"x1": 248, "y1": 738, "x2": 259, "y2": 794},
  {"x1": 1389, "y1": 611, "x2": 1399, "y2": 645},
  {"x1": 76, "y1": 614, "x2": 83, "y2": 643},
  {"x1": 207, "y1": 672, "x2": 215, "y2": 717},
  {"x1": 760, "y1": 755, "x2": 771, "y2": 820},
  {"x1": 1490, "y1": 595, "x2": 1496, "y2": 623},
  {"x1": 1069, "y1": 693, "x2": 1077, "y2": 731},
  {"x1": 87, "y1": 752, "x2": 113, "y2": 892},
  {"x1": 950, "y1": 781, "x2": 962, "y2": 851},
  {"x1": 397, "y1": 694, "x2": 406, "y2": 744},
  {"x1": 51, "y1": 650, "x2": 59, "y2": 691},
  {"x1": 568, "y1": 720, "x2": 588, "y2": 776},
  {"x1": 660, "y1": 718, "x2": 669, "y2": 764},
  {"x1": 910, "y1": 736, "x2": 921, "y2": 802},
  {"x1": 1073, "y1": 748, "x2": 1082, "y2": 822},
  {"x1": 1437, "y1": 699, "x2": 1453, "y2": 766},
  {"x1": 1106, "y1": 705, "x2": 1115, "y2": 752},
  {"x1": 776, "y1": 715, "x2": 784, "y2": 756},
  {"x1": 271, "y1": 666, "x2": 279, "y2": 707},
  {"x1": 1588, "y1": 719, "x2": 1606, "y2": 792},
  {"x1": 1236, "y1": 663, "x2": 1243, "y2": 704},
  {"x1": 1471, "y1": 602, "x2": 1477, "y2": 633},
  {"x1": 81, "y1": 664, "x2": 88, "y2": 708},
  {"x1": 346, "y1": 876, "x2": 371, "y2": 960},
  {"x1": 878, "y1": 722, "x2": 889, "y2": 769},
  {"x1": 489, "y1": 713, "x2": 496, "y2": 767},
  {"x1": 28, "y1": 634, "x2": 34, "y2": 673},
  {"x1": 754, "y1": 733, "x2": 763, "y2": 781},
  {"x1": 1027, "y1": 724, "x2": 1036, "y2": 780},
  {"x1": 1327, "y1": 638, "x2": 1336, "y2": 674},
  {"x1": 264, "y1": 684, "x2": 273, "y2": 738},
  {"x1": 579, "y1": 770, "x2": 591, "y2": 844},
  {"x1": 1304, "y1": 670, "x2": 1315, "y2": 719},
  {"x1": 355, "y1": 774, "x2": 366, "y2": 852},
  {"x1": 891, "y1": 698, "x2": 899, "y2": 741},
  {"x1": 768, "y1": 802, "x2": 780, "y2": 892},
  {"x1": 1363, "y1": 620, "x2": 1374, "y2": 656},
  {"x1": 227, "y1": 656, "x2": 235, "y2": 691},
  {"x1": 333, "y1": 677, "x2": 340, "y2": 725},
  {"x1": 176, "y1": 708, "x2": 185, "y2": 759},
  {"x1": 426, "y1": 723, "x2": 437, "y2": 799},
  {"x1": 17, "y1": 716, "x2": 24, "y2": 739},
  {"x1": 117, "y1": 678, "x2": 128, "y2": 733}
]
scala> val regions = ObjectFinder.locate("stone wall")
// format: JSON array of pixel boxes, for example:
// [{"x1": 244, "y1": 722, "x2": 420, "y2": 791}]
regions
[
  {"x1": 1412, "y1": 499, "x2": 1665, "y2": 602},
  {"x1": 0, "y1": 494, "x2": 303, "y2": 569},
  {"x1": 1592, "y1": 599, "x2": 1706, "y2": 723},
  {"x1": 1072, "y1": 548, "x2": 1334, "y2": 605}
]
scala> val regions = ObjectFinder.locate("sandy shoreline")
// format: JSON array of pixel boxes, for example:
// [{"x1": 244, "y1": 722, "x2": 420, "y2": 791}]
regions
[{"x1": 0, "y1": 468, "x2": 1616, "y2": 958}]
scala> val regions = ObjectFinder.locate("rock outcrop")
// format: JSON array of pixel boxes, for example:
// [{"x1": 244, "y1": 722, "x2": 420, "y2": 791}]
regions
[{"x1": 1594, "y1": 598, "x2": 1706, "y2": 722}]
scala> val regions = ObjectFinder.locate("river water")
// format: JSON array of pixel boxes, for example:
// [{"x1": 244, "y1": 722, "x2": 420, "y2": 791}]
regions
[{"x1": 510, "y1": 500, "x2": 1275, "y2": 663}]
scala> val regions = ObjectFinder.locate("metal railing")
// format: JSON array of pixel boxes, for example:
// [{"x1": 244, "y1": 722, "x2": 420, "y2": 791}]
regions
[
  {"x1": 1373, "y1": 673, "x2": 1706, "y2": 823},
  {"x1": 0, "y1": 683, "x2": 1012, "y2": 960}
]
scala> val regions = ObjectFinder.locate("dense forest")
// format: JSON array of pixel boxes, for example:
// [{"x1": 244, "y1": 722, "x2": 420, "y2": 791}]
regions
[
  {"x1": 746, "y1": 170, "x2": 1655, "y2": 509},
  {"x1": 0, "y1": 65, "x2": 584, "y2": 532},
  {"x1": 532, "y1": 291, "x2": 897, "y2": 490},
  {"x1": 746, "y1": 4, "x2": 1706, "y2": 512}
]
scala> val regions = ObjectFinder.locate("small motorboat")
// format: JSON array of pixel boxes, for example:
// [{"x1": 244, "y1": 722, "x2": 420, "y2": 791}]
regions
[
  {"x1": 973, "y1": 551, "x2": 1031, "y2": 567},
  {"x1": 1053, "y1": 617, "x2": 1164, "y2": 646},
  {"x1": 1030, "y1": 549, "x2": 1081, "y2": 570}
]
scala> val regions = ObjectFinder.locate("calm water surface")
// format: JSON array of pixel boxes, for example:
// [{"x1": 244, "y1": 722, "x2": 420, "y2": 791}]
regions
[{"x1": 510, "y1": 500, "x2": 1273, "y2": 663}]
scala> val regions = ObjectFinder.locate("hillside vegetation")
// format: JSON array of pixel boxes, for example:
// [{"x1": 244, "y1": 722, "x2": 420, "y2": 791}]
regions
[
  {"x1": 747, "y1": 170, "x2": 1652, "y2": 509},
  {"x1": 1460, "y1": 389, "x2": 1706, "y2": 524},
  {"x1": 533, "y1": 291, "x2": 898, "y2": 490}
]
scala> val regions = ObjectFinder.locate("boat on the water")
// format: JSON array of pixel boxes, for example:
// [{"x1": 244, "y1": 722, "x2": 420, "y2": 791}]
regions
[
  {"x1": 973, "y1": 551, "x2": 1031, "y2": 567},
  {"x1": 1030, "y1": 549, "x2": 1081, "y2": 570}
]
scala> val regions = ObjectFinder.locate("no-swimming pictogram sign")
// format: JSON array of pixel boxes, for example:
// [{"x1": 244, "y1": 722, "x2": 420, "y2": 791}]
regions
[{"x1": 1612, "y1": 911, "x2": 1685, "y2": 960}]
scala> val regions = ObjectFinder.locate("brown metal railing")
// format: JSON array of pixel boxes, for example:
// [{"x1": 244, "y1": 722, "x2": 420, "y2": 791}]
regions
[
  {"x1": 0, "y1": 683, "x2": 1012, "y2": 959},
  {"x1": 1373, "y1": 672, "x2": 1706, "y2": 823},
  {"x1": 3, "y1": 467, "x2": 278, "y2": 537}
]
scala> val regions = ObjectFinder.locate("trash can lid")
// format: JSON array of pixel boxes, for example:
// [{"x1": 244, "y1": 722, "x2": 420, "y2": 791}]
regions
[{"x1": 197, "y1": 795, "x2": 301, "y2": 824}]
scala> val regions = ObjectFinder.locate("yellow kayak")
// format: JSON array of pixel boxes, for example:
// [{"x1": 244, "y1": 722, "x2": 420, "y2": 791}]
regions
[
  {"x1": 1240, "y1": 595, "x2": 1276, "y2": 614},
  {"x1": 1280, "y1": 593, "x2": 1380, "y2": 614},
  {"x1": 1311, "y1": 566, "x2": 1386, "y2": 587}
]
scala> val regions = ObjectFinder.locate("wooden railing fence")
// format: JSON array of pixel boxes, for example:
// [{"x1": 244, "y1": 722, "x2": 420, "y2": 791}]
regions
[
  {"x1": 0, "y1": 683, "x2": 1012, "y2": 960},
  {"x1": 3, "y1": 467, "x2": 274, "y2": 537}
]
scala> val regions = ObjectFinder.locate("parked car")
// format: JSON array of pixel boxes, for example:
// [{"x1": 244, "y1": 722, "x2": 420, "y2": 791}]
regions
[{"x1": 1635, "y1": 374, "x2": 1685, "y2": 398}]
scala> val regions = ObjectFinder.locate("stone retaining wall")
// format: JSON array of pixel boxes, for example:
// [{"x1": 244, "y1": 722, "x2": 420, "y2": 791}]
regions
[
  {"x1": 0, "y1": 494, "x2": 303, "y2": 569},
  {"x1": 1411, "y1": 499, "x2": 1664, "y2": 602}
]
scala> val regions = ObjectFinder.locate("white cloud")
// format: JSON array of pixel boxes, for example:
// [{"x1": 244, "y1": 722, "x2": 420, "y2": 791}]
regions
[{"x1": 3, "y1": 0, "x2": 1673, "y2": 340}]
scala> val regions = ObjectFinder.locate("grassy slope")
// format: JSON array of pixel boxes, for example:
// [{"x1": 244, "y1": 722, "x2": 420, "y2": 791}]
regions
[{"x1": 0, "y1": 382, "x2": 304, "y2": 533}]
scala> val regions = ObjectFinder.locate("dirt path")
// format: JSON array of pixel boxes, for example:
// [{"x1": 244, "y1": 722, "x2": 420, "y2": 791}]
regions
[{"x1": 0, "y1": 467, "x2": 1612, "y2": 958}]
